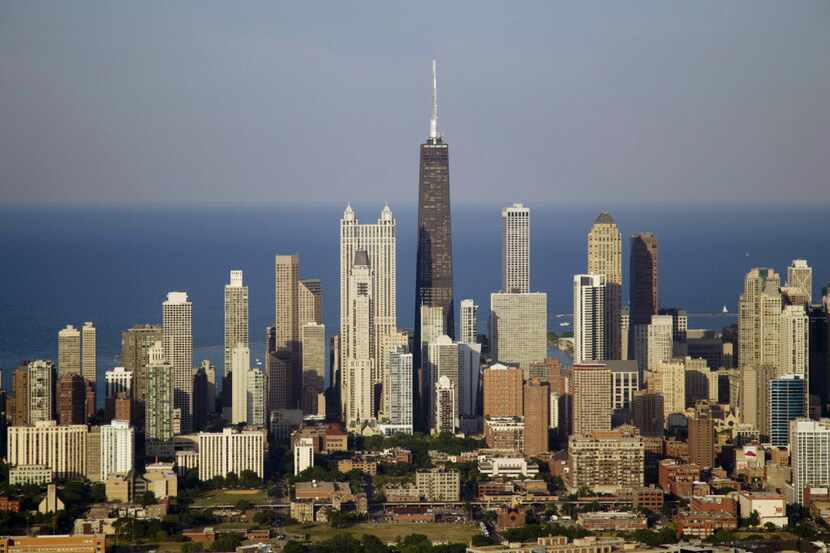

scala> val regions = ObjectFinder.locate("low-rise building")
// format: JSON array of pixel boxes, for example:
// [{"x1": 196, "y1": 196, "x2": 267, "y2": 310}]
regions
[
  {"x1": 658, "y1": 459, "x2": 700, "y2": 493},
  {"x1": 0, "y1": 497, "x2": 21, "y2": 513},
  {"x1": 496, "y1": 506, "x2": 528, "y2": 530},
  {"x1": 416, "y1": 467, "x2": 460, "y2": 502},
  {"x1": 289, "y1": 500, "x2": 315, "y2": 523},
  {"x1": 383, "y1": 482, "x2": 420, "y2": 503},
  {"x1": 565, "y1": 430, "x2": 644, "y2": 493},
  {"x1": 0, "y1": 535, "x2": 105, "y2": 553},
  {"x1": 466, "y1": 536, "x2": 623, "y2": 553},
  {"x1": 478, "y1": 456, "x2": 539, "y2": 479},
  {"x1": 577, "y1": 511, "x2": 647, "y2": 531},
  {"x1": 484, "y1": 417, "x2": 525, "y2": 451},
  {"x1": 736, "y1": 492, "x2": 787, "y2": 528},
  {"x1": 690, "y1": 495, "x2": 737, "y2": 516},
  {"x1": 9, "y1": 465, "x2": 53, "y2": 486},
  {"x1": 673, "y1": 511, "x2": 737, "y2": 538}
]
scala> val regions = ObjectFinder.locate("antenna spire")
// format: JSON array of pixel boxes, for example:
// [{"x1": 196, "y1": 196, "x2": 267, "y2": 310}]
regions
[{"x1": 430, "y1": 59, "x2": 440, "y2": 139}]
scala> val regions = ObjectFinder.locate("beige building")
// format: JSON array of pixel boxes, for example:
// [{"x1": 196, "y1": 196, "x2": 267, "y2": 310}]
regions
[
  {"x1": 786, "y1": 259, "x2": 812, "y2": 304},
  {"x1": 343, "y1": 250, "x2": 375, "y2": 427},
  {"x1": 779, "y1": 304, "x2": 808, "y2": 378},
  {"x1": 739, "y1": 268, "x2": 782, "y2": 370},
  {"x1": 224, "y1": 270, "x2": 249, "y2": 375},
  {"x1": 647, "y1": 359, "x2": 686, "y2": 423},
  {"x1": 489, "y1": 292, "x2": 547, "y2": 370},
  {"x1": 339, "y1": 205, "x2": 396, "y2": 406},
  {"x1": 646, "y1": 315, "x2": 674, "y2": 375},
  {"x1": 566, "y1": 430, "x2": 644, "y2": 493},
  {"x1": 572, "y1": 363, "x2": 612, "y2": 436},
  {"x1": 163, "y1": 291, "x2": 193, "y2": 433},
  {"x1": 740, "y1": 364, "x2": 775, "y2": 435},
  {"x1": 298, "y1": 279, "x2": 322, "y2": 328},
  {"x1": 0, "y1": 534, "x2": 106, "y2": 553},
  {"x1": 415, "y1": 467, "x2": 460, "y2": 502},
  {"x1": 197, "y1": 427, "x2": 266, "y2": 481},
  {"x1": 81, "y1": 322, "x2": 96, "y2": 383},
  {"x1": 301, "y1": 322, "x2": 326, "y2": 415},
  {"x1": 7, "y1": 421, "x2": 87, "y2": 479},
  {"x1": 502, "y1": 203, "x2": 530, "y2": 294},
  {"x1": 9, "y1": 465, "x2": 53, "y2": 486},
  {"x1": 58, "y1": 325, "x2": 81, "y2": 375},
  {"x1": 587, "y1": 212, "x2": 622, "y2": 359}
]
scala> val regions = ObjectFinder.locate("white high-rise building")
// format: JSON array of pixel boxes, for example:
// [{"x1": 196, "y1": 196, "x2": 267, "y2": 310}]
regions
[
  {"x1": 573, "y1": 274, "x2": 607, "y2": 363},
  {"x1": 648, "y1": 358, "x2": 686, "y2": 423},
  {"x1": 779, "y1": 305, "x2": 809, "y2": 378},
  {"x1": 163, "y1": 291, "x2": 193, "y2": 433},
  {"x1": 791, "y1": 418, "x2": 830, "y2": 505},
  {"x1": 58, "y1": 325, "x2": 81, "y2": 375},
  {"x1": 787, "y1": 259, "x2": 813, "y2": 304},
  {"x1": 490, "y1": 292, "x2": 547, "y2": 369},
  {"x1": 100, "y1": 420, "x2": 134, "y2": 480},
  {"x1": 197, "y1": 427, "x2": 266, "y2": 481},
  {"x1": 27, "y1": 360, "x2": 54, "y2": 424},
  {"x1": 343, "y1": 250, "x2": 375, "y2": 428},
  {"x1": 434, "y1": 376, "x2": 457, "y2": 435},
  {"x1": 105, "y1": 367, "x2": 133, "y2": 401},
  {"x1": 247, "y1": 367, "x2": 266, "y2": 427},
  {"x1": 293, "y1": 437, "x2": 314, "y2": 476},
  {"x1": 224, "y1": 270, "x2": 249, "y2": 375},
  {"x1": 340, "y1": 204, "x2": 396, "y2": 399},
  {"x1": 231, "y1": 345, "x2": 250, "y2": 425},
  {"x1": 387, "y1": 346, "x2": 413, "y2": 432},
  {"x1": 646, "y1": 315, "x2": 674, "y2": 374},
  {"x1": 82, "y1": 322, "x2": 96, "y2": 383},
  {"x1": 502, "y1": 203, "x2": 530, "y2": 294},
  {"x1": 460, "y1": 299, "x2": 479, "y2": 345}
]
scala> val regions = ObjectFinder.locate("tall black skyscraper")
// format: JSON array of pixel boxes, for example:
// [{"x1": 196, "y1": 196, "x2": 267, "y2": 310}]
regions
[{"x1": 414, "y1": 60, "x2": 454, "y2": 430}]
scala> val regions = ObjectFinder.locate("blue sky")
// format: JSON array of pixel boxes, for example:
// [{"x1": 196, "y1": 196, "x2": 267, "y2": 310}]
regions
[{"x1": 1, "y1": 1, "x2": 828, "y2": 204}]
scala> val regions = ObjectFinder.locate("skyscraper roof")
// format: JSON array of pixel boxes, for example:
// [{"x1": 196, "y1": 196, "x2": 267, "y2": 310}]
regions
[{"x1": 594, "y1": 212, "x2": 615, "y2": 225}]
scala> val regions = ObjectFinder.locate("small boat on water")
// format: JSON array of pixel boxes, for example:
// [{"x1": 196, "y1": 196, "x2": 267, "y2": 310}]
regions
[
  {"x1": 722, "y1": 305, "x2": 729, "y2": 313},
  {"x1": 559, "y1": 322, "x2": 571, "y2": 327}
]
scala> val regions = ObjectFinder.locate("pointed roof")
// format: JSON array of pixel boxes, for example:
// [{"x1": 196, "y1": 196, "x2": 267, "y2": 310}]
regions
[{"x1": 594, "y1": 212, "x2": 615, "y2": 225}]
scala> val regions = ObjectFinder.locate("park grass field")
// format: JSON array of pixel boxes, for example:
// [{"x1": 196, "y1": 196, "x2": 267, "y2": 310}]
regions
[
  {"x1": 191, "y1": 488, "x2": 267, "y2": 507},
  {"x1": 281, "y1": 522, "x2": 480, "y2": 544}
]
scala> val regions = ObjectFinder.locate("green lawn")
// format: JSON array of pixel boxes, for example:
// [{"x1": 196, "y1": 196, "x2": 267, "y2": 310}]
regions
[
  {"x1": 192, "y1": 488, "x2": 267, "y2": 507},
  {"x1": 281, "y1": 522, "x2": 480, "y2": 544}
]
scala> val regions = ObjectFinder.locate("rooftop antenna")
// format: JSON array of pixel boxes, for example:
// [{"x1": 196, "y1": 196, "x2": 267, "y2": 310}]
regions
[{"x1": 430, "y1": 59, "x2": 440, "y2": 139}]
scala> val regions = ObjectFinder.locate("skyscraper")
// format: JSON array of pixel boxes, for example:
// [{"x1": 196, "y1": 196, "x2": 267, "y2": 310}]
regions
[
  {"x1": 27, "y1": 360, "x2": 54, "y2": 425},
  {"x1": 415, "y1": 61, "x2": 455, "y2": 428},
  {"x1": 301, "y1": 322, "x2": 326, "y2": 415},
  {"x1": 482, "y1": 364, "x2": 523, "y2": 418},
  {"x1": 274, "y1": 255, "x2": 301, "y2": 411},
  {"x1": 343, "y1": 250, "x2": 375, "y2": 428},
  {"x1": 572, "y1": 363, "x2": 612, "y2": 436},
  {"x1": 298, "y1": 279, "x2": 322, "y2": 328},
  {"x1": 646, "y1": 315, "x2": 674, "y2": 375},
  {"x1": 523, "y1": 378, "x2": 550, "y2": 456},
  {"x1": 573, "y1": 274, "x2": 608, "y2": 363},
  {"x1": 162, "y1": 291, "x2": 193, "y2": 433},
  {"x1": 340, "y1": 204, "x2": 396, "y2": 413},
  {"x1": 769, "y1": 374, "x2": 806, "y2": 447},
  {"x1": 387, "y1": 346, "x2": 413, "y2": 433},
  {"x1": 739, "y1": 268, "x2": 782, "y2": 370},
  {"x1": 224, "y1": 270, "x2": 249, "y2": 375},
  {"x1": 629, "y1": 233, "x2": 658, "y2": 360},
  {"x1": 587, "y1": 212, "x2": 622, "y2": 359},
  {"x1": 779, "y1": 305, "x2": 809, "y2": 379},
  {"x1": 502, "y1": 203, "x2": 530, "y2": 294},
  {"x1": 459, "y1": 299, "x2": 478, "y2": 345},
  {"x1": 145, "y1": 341, "x2": 173, "y2": 456},
  {"x1": 121, "y1": 324, "x2": 162, "y2": 402},
  {"x1": 787, "y1": 259, "x2": 813, "y2": 304},
  {"x1": 688, "y1": 401, "x2": 715, "y2": 468},
  {"x1": 58, "y1": 325, "x2": 81, "y2": 375},
  {"x1": 58, "y1": 373, "x2": 86, "y2": 425},
  {"x1": 100, "y1": 420, "x2": 134, "y2": 480},
  {"x1": 790, "y1": 418, "x2": 830, "y2": 505},
  {"x1": 82, "y1": 322, "x2": 96, "y2": 383},
  {"x1": 434, "y1": 376, "x2": 457, "y2": 435},
  {"x1": 247, "y1": 367, "x2": 266, "y2": 427},
  {"x1": 231, "y1": 345, "x2": 250, "y2": 425},
  {"x1": 489, "y1": 292, "x2": 547, "y2": 370}
]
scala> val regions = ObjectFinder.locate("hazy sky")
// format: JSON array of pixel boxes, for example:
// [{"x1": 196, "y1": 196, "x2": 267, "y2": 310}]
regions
[{"x1": 1, "y1": 1, "x2": 828, "y2": 204}]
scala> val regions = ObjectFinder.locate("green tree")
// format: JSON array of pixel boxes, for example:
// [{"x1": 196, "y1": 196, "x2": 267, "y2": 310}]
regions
[
  {"x1": 212, "y1": 533, "x2": 244, "y2": 552},
  {"x1": 180, "y1": 542, "x2": 203, "y2": 553}
]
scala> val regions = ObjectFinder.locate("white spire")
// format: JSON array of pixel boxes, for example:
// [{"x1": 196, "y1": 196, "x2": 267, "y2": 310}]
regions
[{"x1": 430, "y1": 59, "x2": 440, "y2": 139}]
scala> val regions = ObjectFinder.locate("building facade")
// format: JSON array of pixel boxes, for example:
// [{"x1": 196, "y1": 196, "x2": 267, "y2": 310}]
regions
[{"x1": 502, "y1": 203, "x2": 530, "y2": 294}]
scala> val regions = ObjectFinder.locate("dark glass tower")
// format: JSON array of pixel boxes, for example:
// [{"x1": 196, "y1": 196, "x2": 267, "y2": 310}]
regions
[
  {"x1": 629, "y1": 232, "x2": 658, "y2": 358},
  {"x1": 414, "y1": 61, "x2": 454, "y2": 430}
]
